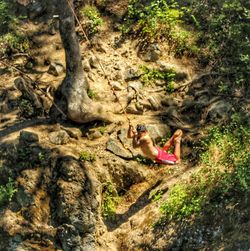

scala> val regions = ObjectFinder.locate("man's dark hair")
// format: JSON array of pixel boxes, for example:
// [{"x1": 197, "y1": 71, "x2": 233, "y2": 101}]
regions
[{"x1": 136, "y1": 124, "x2": 147, "y2": 132}]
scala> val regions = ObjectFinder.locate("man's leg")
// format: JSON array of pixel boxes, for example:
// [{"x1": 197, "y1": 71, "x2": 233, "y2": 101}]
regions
[
  {"x1": 162, "y1": 129, "x2": 183, "y2": 151},
  {"x1": 173, "y1": 131, "x2": 183, "y2": 163}
]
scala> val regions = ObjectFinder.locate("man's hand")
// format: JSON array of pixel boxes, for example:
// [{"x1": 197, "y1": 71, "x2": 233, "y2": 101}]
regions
[{"x1": 127, "y1": 124, "x2": 137, "y2": 138}]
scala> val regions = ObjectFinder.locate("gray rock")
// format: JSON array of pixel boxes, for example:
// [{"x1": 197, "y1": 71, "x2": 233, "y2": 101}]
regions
[
  {"x1": 28, "y1": 1, "x2": 45, "y2": 19},
  {"x1": 157, "y1": 61, "x2": 188, "y2": 81},
  {"x1": 207, "y1": 100, "x2": 233, "y2": 122},
  {"x1": 57, "y1": 224, "x2": 83, "y2": 251},
  {"x1": 148, "y1": 96, "x2": 161, "y2": 110},
  {"x1": 146, "y1": 124, "x2": 171, "y2": 143},
  {"x1": 49, "y1": 130, "x2": 70, "y2": 145},
  {"x1": 83, "y1": 59, "x2": 91, "y2": 72},
  {"x1": 61, "y1": 127, "x2": 82, "y2": 139},
  {"x1": 19, "y1": 131, "x2": 39, "y2": 143},
  {"x1": 89, "y1": 56, "x2": 99, "y2": 68},
  {"x1": 106, "y1": 138, "x2": 133, "y2": 159},
  {"x1": 48, "y1": 62, "x2": 65, "y2": 76},
  {"x1": 126, "y1": 103, "x2": 143, "y2": 114},
  {"x1": 87, "y1": 130, "x2": 102, "y2": 140},
  {"x1": 161, "y1": 97, "x2": 178, "y2": 107},
  {"x1": 124, "y1": 67, "x2": 140, "y2": 81},
  {"x1": 110, "y1": 81, "x2": 124, "y2": 91},
  {"x1": 139, "y1": 43, "x2": 161, "y2": 62},
  {"x1": 128, "y1": 81, "x2": 143, "y2": 91}
]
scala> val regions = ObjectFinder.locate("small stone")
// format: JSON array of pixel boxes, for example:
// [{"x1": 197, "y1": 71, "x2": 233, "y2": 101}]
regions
[
  {"x1": 106, "y1": 138, "x2": 132, "y2": 159},
  {"x1": 148, "y1": 96, "x2": 161, "y2": 110},
  {"x1": 48, "y1": 62, "x2": 65, "y2": 76},
  {"x1": 49, "y1": 130, "x2": 70, "y2": 145},
  {"x1": 89, "y1": 56, "x2": 99, "y2": 68},
  {"x1": 87, "y1": 130, "x2": 102, "y2": 140},
  {"x1": 126, "y1": 104, "x2": 143, "y2": 114},
  {"x1": 19, "y1": 131, "x2": 39, "y2": 143},
  {"x1": 110, "y1": 81, "x2": 124, "y2": 91},
  {"x1": 83, "y1": 59, "x2": 91, "y2": 72},
  {"x1": 124, "y1": 67, "x2": 140, "y2": 81}
]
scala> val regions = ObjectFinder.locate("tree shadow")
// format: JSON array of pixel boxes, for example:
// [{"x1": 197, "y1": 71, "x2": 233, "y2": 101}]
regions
[
  {"x1": 0, "y1": 129, "x2": 97, "y2": 250},
  {"x1": 105, "y1": 179, "x2": 168, "y2": 231}
]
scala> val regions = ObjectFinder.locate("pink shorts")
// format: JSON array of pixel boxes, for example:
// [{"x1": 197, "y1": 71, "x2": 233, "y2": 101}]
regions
[{"x1": 155, "y1": 147, "x2": 177, "y2": 165}]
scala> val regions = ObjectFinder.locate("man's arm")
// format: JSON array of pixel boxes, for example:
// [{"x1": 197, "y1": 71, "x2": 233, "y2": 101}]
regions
[
  {"x1": 132, "y1": 134, "x2": 141, "y2": 148},
  {"x1": 127, "y1": 124, "x2": 136, "y2": 138}
]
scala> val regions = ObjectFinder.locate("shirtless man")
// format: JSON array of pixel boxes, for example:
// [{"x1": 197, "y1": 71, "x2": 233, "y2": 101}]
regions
[{"x1": 127, "y1": 124, "x2": 183, "y2": 164}]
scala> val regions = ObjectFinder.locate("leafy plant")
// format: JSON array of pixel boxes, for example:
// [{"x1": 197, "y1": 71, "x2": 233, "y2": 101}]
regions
[
  {"x1": 102, "y1": 181, "x2": 120, "y2": 219},
  {"x1": 87, "y1": 89, "x2": 97, "y2": 99},
  {"x1": 139, "y1": 65, "x2": 176, "y2": 91},
  {"x1": 120, "y1": 0, "x2": 197, "y2": 55},
  {"x1": 98, "y1": 126, "x2": 106, "y2": 135},
  {"x1": 185, "y1": 0, "x2": 250, "y2": 85},
  {"x1": 159, "y1": 121, "x2": 250, "y2": 221},
  {"x1": 80, "y1": 4, "x2": 103, "y2": 35},
  {"x1": 0, "y1": 0, "x2": 30, "y2": 55},
  {"x1": 0, "y1": 178, "x2": 17, "y2": 207},
  {"x1": 79, "y1": 151, "x2": 96, "y2": 162}
]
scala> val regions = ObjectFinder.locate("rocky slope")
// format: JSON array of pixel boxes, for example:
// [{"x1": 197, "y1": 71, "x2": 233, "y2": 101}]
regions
[{"x1": 0, "y1": 1, "x2": 249, "y2": 250}]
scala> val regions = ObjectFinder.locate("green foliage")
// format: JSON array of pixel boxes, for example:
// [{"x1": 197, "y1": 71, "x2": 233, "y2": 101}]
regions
[
  {"x1": 87, "y1": 89, "x2": 97, "y2": 99},
  {"x1": 0, "y1": 0, "x2": 30, "y2": 55},
  {"x1": 185, "y1": 0, "x2": 250, "y2": 85},
  {"x1": 80, "y1": 4, "x2": 103, "y2": 35},
  {"x1": 0, "y1": 178, "x2": 17, "y2": 207},
  {"x1": 139, "y1": 65, "x2": 176, "y2": 91},
  {"x1": 18, "y1": 98, "x2": 35, "y2": 118},
  {"x1": 102, "y1": 181, "x2": 120, "y2": 219},
  {"x1": 121, "y1": 0, "x2": 197, "y2": 55},
  {"x1": 160, "y1": 121, "x2": 250, "y2": 221},
  {"x1": 79, "y1": 150, "x2": 96, "y2": 162},
  {"x1": 151, "y1": 189, "x2": 163, "y2": 202},
  {"x1": 98, "y1": 126, "x2": 106, "y2": 135}
]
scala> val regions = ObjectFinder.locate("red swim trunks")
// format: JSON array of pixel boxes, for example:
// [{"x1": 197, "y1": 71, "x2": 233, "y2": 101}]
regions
[{"x1": 155, "y1": 147, "x2": 177, "y2": 165}]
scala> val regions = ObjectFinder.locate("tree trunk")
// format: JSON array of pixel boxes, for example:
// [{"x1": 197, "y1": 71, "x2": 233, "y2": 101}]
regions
[{"x1": 55, "y1": 0, "x2": 112, "y2": 123}]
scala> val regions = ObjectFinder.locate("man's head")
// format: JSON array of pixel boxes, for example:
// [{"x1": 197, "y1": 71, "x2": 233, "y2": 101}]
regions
[{"x1": 136, "y1": 124, "x2": 147, "y2": 134}]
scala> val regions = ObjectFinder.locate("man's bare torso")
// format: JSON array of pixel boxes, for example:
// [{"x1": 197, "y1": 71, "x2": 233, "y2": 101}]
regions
[{"x1": 137, "y1": 134, "x2": 158, "y2": 159}]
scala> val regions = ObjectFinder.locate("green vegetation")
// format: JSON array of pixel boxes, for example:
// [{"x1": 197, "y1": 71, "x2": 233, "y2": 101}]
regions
[
  {"x1": 80, "y1": 4, "x2": 103, "y2": 35},
  {"x1": 98, "y1": 126, "x2": 106, "y2": 135},
  {"x1": 120, "y1": 0, "x2": 198, "y2": 55},
  {"x1": 160, "y1": 120, "x2": 250, "y2": 221},
  {"x1": 0, "y1": 178, "x2": 17, "y2": 207},
  {"x1": 184, "y1": 0, "x2": 249, "y2": 86},
  {"x1": 151, "y1": 189, "x2": 163, "y2": 202},
  {"x1": 79, "y1": 150, "x2": 96, "y2": 162},
  {"x1": 102, "y1": 181, "x2": 120, "y2": 219},
  {"x1": 0, "y1": 0, "x2": 29, "y2": 55},
  {"x1": 87, "y1": 89, "x2": 97, "y2": 100},
  {"x1": 139, "y1": 65, "x2": 176, "y2": 92}
]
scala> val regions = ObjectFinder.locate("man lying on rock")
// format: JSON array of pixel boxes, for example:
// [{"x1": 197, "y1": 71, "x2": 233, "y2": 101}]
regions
[{"x1": 127, "y1": 124, "x2": 183, "y2": 165}]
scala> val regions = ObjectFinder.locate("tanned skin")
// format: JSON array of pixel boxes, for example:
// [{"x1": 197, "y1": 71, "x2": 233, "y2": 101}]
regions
[{"x1": 127, "y1": 125, "x2": 183, "y2": 163}]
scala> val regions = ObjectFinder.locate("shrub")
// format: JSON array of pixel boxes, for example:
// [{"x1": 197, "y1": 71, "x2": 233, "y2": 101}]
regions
[
  {"x1": 185, "y1": 0, "x2": 250, "y2": 85},
  {"x1": 120, "y1": 0, "x2": 197, "y2": 55},
  {"x1": 79, "y1": 150, "x2": 96, "y2": 162},
  {"x1": 139, "y1": 65, "x2": 176, "y2": 91},
  {"x1": 0, "y1": 0, "x2": 30, "y2": 55},
  {"x1": 160, "y1": 121, "x2": 250, "y2": 221},
  {"x1": 102, "y1": 181, "x2": 120, "y2": 219},
  {"x1": 0, "y1": 178, "x2": 17, "y2": 207},
  {"x1": 80, "y1": 4, "x2": 103, "y2": 35}
]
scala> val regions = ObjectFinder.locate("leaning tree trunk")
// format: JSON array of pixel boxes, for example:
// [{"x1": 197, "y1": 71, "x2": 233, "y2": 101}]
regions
[{"x1": 55, "y1": 0, "x2": 112, "y2": 123}]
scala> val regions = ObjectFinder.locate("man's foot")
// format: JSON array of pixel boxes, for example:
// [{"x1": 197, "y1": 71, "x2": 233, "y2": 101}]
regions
[{"x1": 174, "y1": 129, "x2": 183, "y2": 143}]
